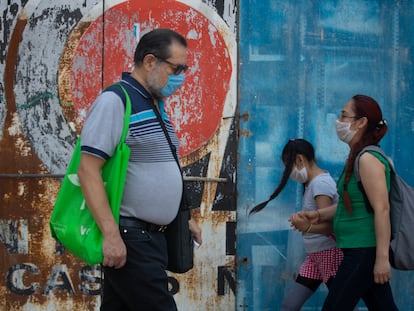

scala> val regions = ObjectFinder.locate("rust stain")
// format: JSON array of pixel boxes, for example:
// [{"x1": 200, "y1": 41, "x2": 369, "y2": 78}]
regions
[
  {"x1": 58, "y1": 21, "x2": 92, "y2": 134},
  {"x1": 240, "y1": 111, "x2": 250, "y2": 122},
  {"x1": 241, "y1": 257, "x2": 249, "y2": 265},
  {"x1": 239, "y1": 129, "x2": 251, "y2": 137},
  {"x1": 1, "y1": 15, "x2": 44, "y2": 174}
]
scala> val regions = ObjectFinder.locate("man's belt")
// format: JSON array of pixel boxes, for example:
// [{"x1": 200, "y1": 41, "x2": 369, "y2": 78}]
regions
[{"x1": 119, "y1": 216, "x2": 167, "y2": 232}]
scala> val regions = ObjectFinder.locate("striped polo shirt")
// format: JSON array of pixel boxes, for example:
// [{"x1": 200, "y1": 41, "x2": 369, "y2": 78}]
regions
[{"x1": 80, "y1": 72, "x2": 182, "y2": 225}]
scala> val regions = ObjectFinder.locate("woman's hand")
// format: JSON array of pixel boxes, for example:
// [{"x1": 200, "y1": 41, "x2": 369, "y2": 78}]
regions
[
  {"x1": 289, "y1": 212, "x2": 311, "y2": 232},
  {"x1": 298, "y1": 210, "x2": 320, "y2": 224},
  {"x1": 374, "y1": 257, "x2": 392, "y2": 284},
  {"x1": 299, "y1": 204, "x2": 337, "y2": 224},
  {"x1": 290, "y1": 209, "x2": 335, "y2": 235}
]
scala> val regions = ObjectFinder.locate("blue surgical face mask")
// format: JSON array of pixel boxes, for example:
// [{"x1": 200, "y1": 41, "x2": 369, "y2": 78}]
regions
[{"x1": 160, "y1": 74, "x2": 186, "y2": 97}]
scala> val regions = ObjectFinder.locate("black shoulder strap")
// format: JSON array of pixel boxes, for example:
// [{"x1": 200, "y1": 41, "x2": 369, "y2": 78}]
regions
[
  {"x1": 149, "y1": 99, "x2": 180, "y2": 166},
  {"x1": 147, "y1": 99, "x2": 190, "y2": 210}
]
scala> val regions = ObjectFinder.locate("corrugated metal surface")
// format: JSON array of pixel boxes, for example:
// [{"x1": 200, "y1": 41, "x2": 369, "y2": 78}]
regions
[
  {"x1": 0, "y1": 0, "x2": 237, "y2": 310},
  {"x1": 237, "y1": 0, "x2": 414, "y2": 310}
]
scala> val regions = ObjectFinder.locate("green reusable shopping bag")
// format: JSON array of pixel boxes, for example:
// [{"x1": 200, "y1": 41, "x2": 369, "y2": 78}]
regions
[{"x1": 50, "y1": 84, "x2": 131, "y2": 265}]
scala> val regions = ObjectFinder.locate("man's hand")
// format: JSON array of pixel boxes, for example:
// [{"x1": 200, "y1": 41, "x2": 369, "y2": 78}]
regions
[
  {"x1": 189, "y1": 218, "x2": 202, "y2": 246},
  {"x1": 102, "y1": 231, "x2": 127, "y2": 269}
]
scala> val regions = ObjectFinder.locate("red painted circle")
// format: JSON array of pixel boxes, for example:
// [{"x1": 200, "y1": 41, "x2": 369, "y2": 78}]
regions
[{"x1": 70, "y1": 0, "x2": 232, "y2": 156}]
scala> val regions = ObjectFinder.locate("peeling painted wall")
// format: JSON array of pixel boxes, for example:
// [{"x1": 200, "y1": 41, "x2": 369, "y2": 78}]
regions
[{"x1": 0, "y1": 0, "x2": 237, "y2": 310}]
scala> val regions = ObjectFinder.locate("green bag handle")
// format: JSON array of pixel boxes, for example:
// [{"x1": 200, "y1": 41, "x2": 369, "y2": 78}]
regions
[{"x1": 112, "y1": 83, "x2": 131, "y2": 143}]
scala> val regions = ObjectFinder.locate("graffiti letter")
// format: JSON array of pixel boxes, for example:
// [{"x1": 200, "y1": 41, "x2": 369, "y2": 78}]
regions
[
  {"x1": 79, "y1": 264, "x2": 102, "y2": 295},
  {"x1": 0, "y1": 219, "x2": 29, "y2": 254},
  {"x1": 217, "y1": 266, "x2": 235, "y2": 296},
  {"x1": 42, "y1": 265, "x2": 74, "y2": 295},
  {"x1": 6, "y1": 263, "x2": 40, "y2": 295}
]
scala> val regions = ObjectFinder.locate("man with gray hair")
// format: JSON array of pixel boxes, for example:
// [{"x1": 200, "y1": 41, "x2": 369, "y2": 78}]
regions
[{"x1": 78, "y1": 28, "x2": 202, "y2": 311}]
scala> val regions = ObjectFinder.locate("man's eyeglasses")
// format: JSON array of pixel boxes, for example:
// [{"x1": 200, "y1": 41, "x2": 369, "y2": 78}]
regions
[{"x1": 157, "y1": 57, "x2": 188, "y2": 75}]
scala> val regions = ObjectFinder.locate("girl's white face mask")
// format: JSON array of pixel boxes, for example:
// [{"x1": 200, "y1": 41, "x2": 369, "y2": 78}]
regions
[
  {"x1": 290, "y1": 166, "x2": 308, "y2": 183},
  {"x1": 336, "y1": 119, "x2": 357, "y2": 143}
]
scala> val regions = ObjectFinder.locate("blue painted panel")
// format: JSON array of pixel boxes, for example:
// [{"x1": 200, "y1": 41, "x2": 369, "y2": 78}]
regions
[{"x1": 237, "y1": 1, "x2": 414, "y2": 310}]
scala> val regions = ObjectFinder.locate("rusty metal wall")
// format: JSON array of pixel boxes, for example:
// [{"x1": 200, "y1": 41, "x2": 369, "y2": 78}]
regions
[{"x1": 0, "y1": 0, "x2": 237, "y2": 310}]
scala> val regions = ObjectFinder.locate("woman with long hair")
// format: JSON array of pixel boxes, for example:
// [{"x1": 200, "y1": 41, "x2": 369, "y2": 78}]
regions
[{"x1": 302, "y1": 94, "x2": 399, "y2": 310}]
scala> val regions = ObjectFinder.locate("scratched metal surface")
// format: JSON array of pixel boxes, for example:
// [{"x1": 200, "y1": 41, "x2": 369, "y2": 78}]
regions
[
  {"x1": 237, "y1": 0, "x2": 414, "y2": 310},
  {"x1": 0, "y1": 0, "x2": 237, "y2": 310}
]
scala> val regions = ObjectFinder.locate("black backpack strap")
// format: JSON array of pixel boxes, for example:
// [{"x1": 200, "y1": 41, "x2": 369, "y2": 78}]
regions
[{"x1": 354, "y1": 145, "x2": 394, "y2": 181}]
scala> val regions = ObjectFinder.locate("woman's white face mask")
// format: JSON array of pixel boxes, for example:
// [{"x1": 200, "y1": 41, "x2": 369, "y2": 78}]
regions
[
  {"x1": 335, "y1": 119, "x2": 357, "y2": 143},
  {"x1": 290, "y1": 166, "x2": 308, "y2": 183}
]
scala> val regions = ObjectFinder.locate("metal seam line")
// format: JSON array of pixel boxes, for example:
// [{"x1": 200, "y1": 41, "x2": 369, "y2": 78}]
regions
[{"x1": 0, "y1": 174, "x2": 228, "y2": 182}]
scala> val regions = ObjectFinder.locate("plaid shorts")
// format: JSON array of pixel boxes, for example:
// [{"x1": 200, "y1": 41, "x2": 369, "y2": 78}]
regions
[{"x1": 299, "y1": 247, "x2": 344, "y2": 283}]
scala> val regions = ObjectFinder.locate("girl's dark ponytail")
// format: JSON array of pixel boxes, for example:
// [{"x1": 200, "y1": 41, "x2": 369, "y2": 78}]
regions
[{"x1": 249, "y1": 140, "x2": 297, "y2": 215}]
